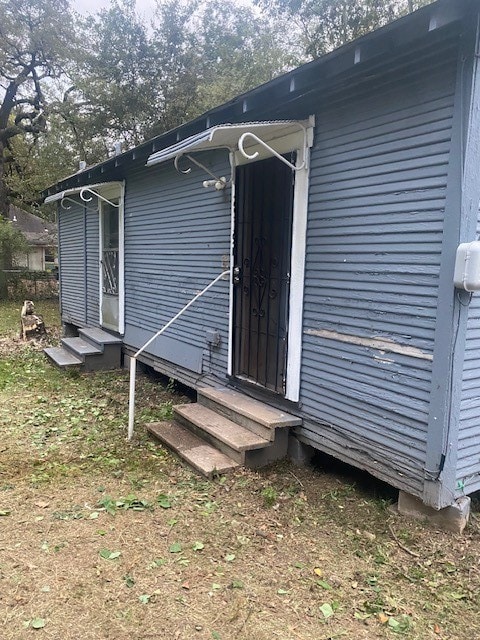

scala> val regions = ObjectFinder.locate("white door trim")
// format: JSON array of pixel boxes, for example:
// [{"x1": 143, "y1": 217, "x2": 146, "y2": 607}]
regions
[
  {"x1": 285, "y1": 153, "x2": 310, "y2": 401},
  {"x1": 98, "y1": 182, "x2": 125, "y2": 334}
]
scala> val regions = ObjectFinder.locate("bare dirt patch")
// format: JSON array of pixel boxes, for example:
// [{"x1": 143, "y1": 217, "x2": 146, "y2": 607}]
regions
[{"x1": 1, "y1": 300, "x2": 479, "y2": 640}]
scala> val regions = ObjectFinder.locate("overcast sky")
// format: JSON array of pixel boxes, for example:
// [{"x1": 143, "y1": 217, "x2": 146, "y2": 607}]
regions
[{"x1": 71, "y1": 0, "x2": 157, "y2": 19}]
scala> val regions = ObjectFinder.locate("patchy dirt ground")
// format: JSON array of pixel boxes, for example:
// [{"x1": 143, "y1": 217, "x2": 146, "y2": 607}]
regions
[{"x1": 1, "y1": 299, "x2": 480, "y2": 640}]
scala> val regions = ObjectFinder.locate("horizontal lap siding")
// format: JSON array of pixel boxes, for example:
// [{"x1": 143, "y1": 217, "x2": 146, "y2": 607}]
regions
[
  {"x1": 299, "y1": 55, "x2": 457, "y2": 496},
  {"x1": 86, "y1": 209, "x2": 99, "y2": 326},
  {"x1": 58, "y1": 204, "x2": 86, "y2": 326},
  {"x1": 124, "y1": 153, "x2": 231, "y2": 380},
  {"x1": 457, "y1": 217, "x2": 480, "y2": 494}
]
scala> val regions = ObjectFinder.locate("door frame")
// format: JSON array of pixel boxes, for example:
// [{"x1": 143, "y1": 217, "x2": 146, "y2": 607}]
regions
[
  {"x1": 227, "y1": 124, "x2": 312, "y2": 402},
  {"x1": 98, "y1": 183, "x2": 125, "y2": 335}
]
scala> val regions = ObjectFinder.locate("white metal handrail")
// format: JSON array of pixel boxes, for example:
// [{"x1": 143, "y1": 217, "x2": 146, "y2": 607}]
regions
[{"x1": 127, "y1": 270, "x2": 229, "y2": 440}]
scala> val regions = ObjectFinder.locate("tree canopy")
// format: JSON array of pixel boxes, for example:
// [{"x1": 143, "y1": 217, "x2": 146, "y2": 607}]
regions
[{"x1": 0, "y1": 0, "x2": 435, "y2": 220}]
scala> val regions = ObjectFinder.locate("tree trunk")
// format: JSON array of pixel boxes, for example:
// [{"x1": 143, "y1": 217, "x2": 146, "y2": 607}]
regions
[{"x1": 0, "y1": 139, "x2": 10, "y2": 299}]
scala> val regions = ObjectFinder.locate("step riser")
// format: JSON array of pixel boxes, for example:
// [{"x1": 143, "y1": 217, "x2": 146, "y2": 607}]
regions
[
  {"x1": 44, "y1": 349, "x2": 81, "y2": 370},
  {"x1": 83, "y1": 355, "x2": 120, "y2": 372},
  {"x1": 146, "y1": 421, "x2": 239, "y2": 478},
  {"x1": 174, "y1": 411, "x2": 246, "y2": 465},
  {"x1": 97, "y1": 344, "x2": 122, "y2": 369},
  {"x1": 244, "y1": 428, "x2": 289, "y2": 468},
  {"x1": 60, "y1": 340, "x2": 98, "y2": 362},
  {"x1": 59, "y1": 343, "x2": 121, "y2": 370},
  {"x1": 198, "y1": 395, "x2": 275, "y2": 441}
]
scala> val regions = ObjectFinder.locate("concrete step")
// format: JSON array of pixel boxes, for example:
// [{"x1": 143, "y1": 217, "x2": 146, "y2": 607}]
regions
[
  {"x1": 44, "y1": 346, "x2": 82, "y2": 369},
  {"x1": 77, "y1": 327, "x2": 122, "y2": 370},
  {"x1": 146, "y1": 421, "x2": 239, "y2": 478},
  {"x1": 78, "y1": 327, "x2": 122, "y2": 349},
  {"x1": 198, "y1": 386, "x2": 301, "y2": 441},
  {"x1": 61, "y1": 337, "x2": 102, "y2": 360},
  {"x1": 174, "y1": 403, "x2": 268, "y2": 464}
]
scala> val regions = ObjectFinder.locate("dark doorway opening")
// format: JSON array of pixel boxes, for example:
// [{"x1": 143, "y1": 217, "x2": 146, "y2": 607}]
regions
[{"x1": 233, "y1": 155, "x2": 295, "y2": 395}]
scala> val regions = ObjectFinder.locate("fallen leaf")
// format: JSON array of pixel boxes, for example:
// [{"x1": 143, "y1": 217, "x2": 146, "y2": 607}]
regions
[
  {"x1": 434, "y1": 623, "x2": 441, "y2": 634},
  {"x1": 99, "y1": 549, "x2": 121, "y2": 560},
  {"x1": 157, "y1": 495, "x2": 171, "y2": 509},
  {"x1": 31, "y1": 618, "x2": 46, "y2": 629},
  {"x1": 378, "y1": 613, "x2": 389, "y2": 624},
  {"x1": 314, "y1": 567, "x2": 322, "y2": 577},
  {"x1": 317, "y1": 580, "x2": 332, "y2": 590},
  {"x1": 320, "y1": 603, "x2": 334, "y2": 619}
]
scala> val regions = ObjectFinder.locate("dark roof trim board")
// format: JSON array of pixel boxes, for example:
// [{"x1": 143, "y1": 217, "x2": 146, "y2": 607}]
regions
[{"x1": 42, "y1": 0, "x2": 470, "y2": 199}]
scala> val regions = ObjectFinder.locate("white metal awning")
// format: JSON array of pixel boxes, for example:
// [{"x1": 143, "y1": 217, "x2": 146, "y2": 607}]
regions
[
  {"x1": 146, "y1": 120, "x2": 313, "y2": 168},
  {"x1": 44, "y1": 181, "x2": 123, "y2": 204}
]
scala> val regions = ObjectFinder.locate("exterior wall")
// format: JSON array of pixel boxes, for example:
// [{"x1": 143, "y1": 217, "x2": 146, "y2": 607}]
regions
[
  {"x1": 14, "y1": 247, "x2": 45, "y2": 271},
  {"x1": 123, "y1": 151, "x2": 231, "y2": 384},
  {"x1": 28, "y1": 247, "x2": 45, "y2": 271},
  {"x1": 58, "y1": 204, "x2": 86, "y2": 326},
  {"x1": 297, "y1": 50, "x2": 458, "y2": 498},
  {"x1": 457, "y1": 215, "x2": 480, "y2": 495}
]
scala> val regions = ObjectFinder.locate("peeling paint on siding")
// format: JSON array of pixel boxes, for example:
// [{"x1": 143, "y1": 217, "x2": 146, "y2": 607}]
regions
[{"x1": 304, "y1": 328, "x2": 433, "y2": 361}]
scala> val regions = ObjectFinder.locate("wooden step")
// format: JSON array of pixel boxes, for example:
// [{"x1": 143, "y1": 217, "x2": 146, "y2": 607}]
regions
[
  {"x1": 78, "y1": 327, "x2": 122, "y2": 348},
  {"x1": 44, "y1": 346, "x2": 82, "y2": 369},
  {"x1": 62, "y1": 337, "x2": 102, "y2": 360},
  {"x1": 174, "y1": 403, "x2": 268, "y2": 463},
  {"x1": 146, "y1": 421, "x2": 239, "y2": 478},
  {"x1": 198, "y1": 387, "x2": 301, "y2": 440}
]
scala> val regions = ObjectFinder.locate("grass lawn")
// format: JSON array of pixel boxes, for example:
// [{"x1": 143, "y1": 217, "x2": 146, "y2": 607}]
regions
[{"x1": 0, "y1": 298, "x2": 479, "y2": 639}]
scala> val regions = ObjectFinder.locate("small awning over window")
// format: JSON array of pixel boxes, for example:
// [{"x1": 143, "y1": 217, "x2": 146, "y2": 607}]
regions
[
  {"x1": 44, "y1": 181, "x2": 123, "y2": 204},
  {"x1": 146, "y1": 120, "x2": 312, "y2": 168}
]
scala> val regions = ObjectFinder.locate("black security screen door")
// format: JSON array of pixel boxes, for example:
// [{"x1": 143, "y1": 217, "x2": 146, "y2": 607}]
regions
[{"x1": 233, "y1": 155, "x2": 294, "y2": 394}]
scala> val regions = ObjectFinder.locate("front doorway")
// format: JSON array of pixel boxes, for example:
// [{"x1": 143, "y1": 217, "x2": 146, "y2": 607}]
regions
[
  {"x1": 100, "y1": 200, "x2": 121, "y2": 332},
  {"x1": 233, "y1": 155, "x2": 295, "y2": 395}
]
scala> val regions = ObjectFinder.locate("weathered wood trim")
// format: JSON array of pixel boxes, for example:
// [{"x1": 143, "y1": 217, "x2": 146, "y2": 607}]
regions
[{"x1": 305, "y1": 329, "x2": 434, "y2": 361}]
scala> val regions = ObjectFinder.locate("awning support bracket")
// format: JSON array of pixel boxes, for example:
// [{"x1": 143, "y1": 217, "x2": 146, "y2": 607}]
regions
[
  {"x1": 238, "y1": 126, "x2": 308, "y2": 171},
  {"x1": 174, "y1": 152, "x2": 231, "y2": 188},
  {"x1": 80, "y1": 187, "x2": 120, "y2": 208},
  {"x1": 60, "y1": 196, "x2": 98, "y2": 213}
]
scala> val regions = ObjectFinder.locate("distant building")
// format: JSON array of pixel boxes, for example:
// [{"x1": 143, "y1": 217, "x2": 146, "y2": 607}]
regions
[{"x1": 8, "y1": 205, "x2": 57, "y2": 271}]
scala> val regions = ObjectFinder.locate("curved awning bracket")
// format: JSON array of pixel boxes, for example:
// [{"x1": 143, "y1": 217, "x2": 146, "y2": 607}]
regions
[
  {"x1": 238, "y1": 124, "x2": 308, "y2": 171},
  {"x1": 80, "y1": 187, "x2": 120, "y2": 208},
  {"x1": 174, "y1": 152, "x2": 231, "y2": 189},
  {"x1": 60, "y1": 196, "x2": 98, "y2": 213}
]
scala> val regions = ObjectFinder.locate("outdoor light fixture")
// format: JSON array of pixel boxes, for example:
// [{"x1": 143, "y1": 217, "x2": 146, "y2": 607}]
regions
[{"x1": 202, "y1": 177, "x2": 227, "y2": 190}]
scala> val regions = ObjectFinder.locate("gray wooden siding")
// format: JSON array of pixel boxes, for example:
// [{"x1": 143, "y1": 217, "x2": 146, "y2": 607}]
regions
[
  {"x1": 123, "y1": 152, "x2": 231, "y2": 381},
  {"x1": 58, "y1": 204, "x2": 86, "y2": 326},
  {"x1": 457, "y1": 214, "x2": 480, "y2": 495},
  {"x1": 297, "y1": 55, "x2": 458, "y2": 498},
  {"x1": 86, "y1": 209, "x2": 100, "y2": 326}
]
